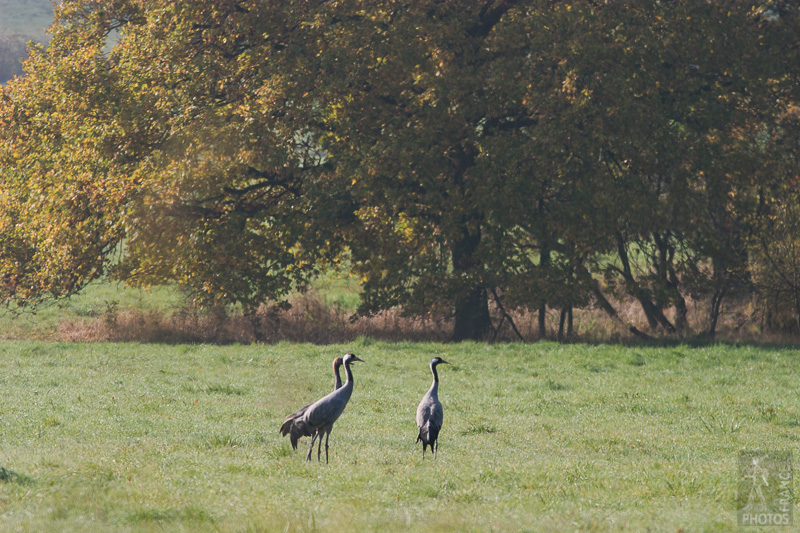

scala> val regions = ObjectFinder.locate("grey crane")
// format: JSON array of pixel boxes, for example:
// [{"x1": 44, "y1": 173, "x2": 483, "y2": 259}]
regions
[
  {"x1": 279, "y1": 357, "x2": 343, "y2": 428},
  {"x1": 416, "y1": 356, "x2": 449, "y2": 459},
  {"x1": 280, "y1": 352, "x2": 363, "y2": 463},
  {"x1": 332, "y1": 356, "x2": 343, "y2": 390}
]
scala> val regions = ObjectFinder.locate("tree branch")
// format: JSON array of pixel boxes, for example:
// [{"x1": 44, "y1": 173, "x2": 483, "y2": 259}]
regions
[{"x1": 490, "y1": 288, "x2": 527, "y2": 342}]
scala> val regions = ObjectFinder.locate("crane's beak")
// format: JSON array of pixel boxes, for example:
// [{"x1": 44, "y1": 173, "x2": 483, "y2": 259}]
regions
[
  {"x1": 351, "y1": 355, "x2": 365, "y2": 363},
  {"x1": 439, "y1": 359, "x2": 450, "y2": 365}
]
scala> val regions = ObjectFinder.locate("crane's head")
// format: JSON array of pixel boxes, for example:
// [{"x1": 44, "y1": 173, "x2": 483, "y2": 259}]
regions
[
  {"x1": 343, "y1": 353, "x2": 364, "y2": 365},
  {"x1": 431, "y1": 357, "x2": 449, "y2": 366},
  {"x1": 333, "y1": 356, "x2": 343, "y2": 369}
]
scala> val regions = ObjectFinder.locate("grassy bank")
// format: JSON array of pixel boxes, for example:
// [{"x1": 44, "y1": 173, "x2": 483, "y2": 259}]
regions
[{"x1": 1, "y1": 340, "x2": 798, "y2": 531}]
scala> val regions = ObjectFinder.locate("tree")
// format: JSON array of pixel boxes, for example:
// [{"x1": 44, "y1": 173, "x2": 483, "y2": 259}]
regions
[
  {"x1": 1, "y1": 0, "x2": 349, "y2": 313},
  {"x1": 1, "y1": 0, "x2": 799, "y2": 341}
]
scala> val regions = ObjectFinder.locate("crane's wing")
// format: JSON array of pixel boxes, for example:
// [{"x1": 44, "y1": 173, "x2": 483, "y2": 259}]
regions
[
  {"x1": 416, "y1": 394, "x2": 431, "y2": 428},
  {"x1": 302, "y1": 386, "x2": 352, "y2": 429},
  {"x1": 282, "y1": 402, "x2": 311, "y2": 423},
  {"x1": 280, "y1": 380, "x2": 352, "y2": 449},
  {"x1": 416, "y1": 392, "x2": 442, "y2": 427},
  {"x1": 280, "y1": 402, "x2": 315, "y2": 449},
  {"x1": 416, "y1": 395, "x2": 443, "y2": 443},
  {"x1": 429, "y1": 401, "x2": 443, "y2": 431}
]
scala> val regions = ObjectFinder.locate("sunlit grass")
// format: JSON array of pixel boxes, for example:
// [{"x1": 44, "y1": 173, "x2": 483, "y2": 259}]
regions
[
  {"x1": 0, "y1": 271, "x2": 357, "y2": 342},
  {"x1": 0, "y1": 280, "x2": 185, "y2": 340},
  {"x1": 1, "y1": 340, "x2": 798, "y2": 531}
]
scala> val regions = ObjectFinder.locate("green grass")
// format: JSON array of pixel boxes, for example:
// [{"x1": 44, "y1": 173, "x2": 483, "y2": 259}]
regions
[
  {"x1": 0, "y1": 280, "x2": 185, "y2": 339},
  {"x1": 311, "y1": 273, "x2": 362, "y2": 312},
  {"x1": 1, "y1": 340, "x2": 799, "y2": 531},
  {"x1": 0, "y1": 270, "x2": 356, "y2": 341}
]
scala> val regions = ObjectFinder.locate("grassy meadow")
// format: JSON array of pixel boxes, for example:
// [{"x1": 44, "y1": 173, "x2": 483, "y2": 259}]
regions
[{"x1": 1, "y1": 338, "x2": 799, "y2": 531}]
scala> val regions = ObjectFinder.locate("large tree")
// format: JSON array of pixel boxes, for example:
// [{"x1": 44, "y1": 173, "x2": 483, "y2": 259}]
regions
[
  {"x1": 1, "y1": 0, "x2": 349, "y2": 312},
  {"x1": 1, "y1": 0, "x2": 798, "y2": 340}
]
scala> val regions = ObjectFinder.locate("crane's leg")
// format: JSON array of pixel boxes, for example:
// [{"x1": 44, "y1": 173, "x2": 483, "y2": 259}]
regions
[
  {"x1": 434, "y1": 440, "x2": 438, "y2": 460},
  {"x1": 324, "y1": 431, "x2": 330, "y2": 464},
  {"x1": 317, "y1": 431, "x2": 323, "y2": 462},
  {"x1": 306, "y1": 433, "x2": 318, "y2": 461}
]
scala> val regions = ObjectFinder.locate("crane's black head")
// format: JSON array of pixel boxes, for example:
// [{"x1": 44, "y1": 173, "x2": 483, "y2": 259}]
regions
[
  {"x1": 343, "y1": 353, "x2": 364, "y2": 365},
  {"x1": 431, "y1": 357, "x2": 449, "y2": 366}
]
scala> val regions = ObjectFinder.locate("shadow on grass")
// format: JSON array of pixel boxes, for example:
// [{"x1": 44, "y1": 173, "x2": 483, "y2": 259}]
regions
[{"x1": 0, "y1": 466, "x2": 34, "y2": 485}]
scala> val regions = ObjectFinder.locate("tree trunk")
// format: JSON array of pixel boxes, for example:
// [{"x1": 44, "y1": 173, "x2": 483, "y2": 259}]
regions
[
  {"x1": 592, "y1": 284, "x2": 655, "y2": 341},
  {"x1": 538, "y1": 243, "x2": 550, "y2": 339},
  {"x1": 557, "y1": 307, "x2": 566, "y2": 342},
  {"x1": 616, "y1": 233, "x2": 676, "y2": 333},
  {"x1": 453, "y1": 285, "x2": 491, "y2": 341},
  {"x1": 567, "y1": 306, "x2": 573, "y2": 337},
  {"x1": 557, "y1": 306, "x2": 573, "y2": 342},
  {"x1": 708, "y1": 289, "x2": 725, "y2": 338},
  {"x1": 451, "y1": 229, "x2": 490, "y2": 341},
  {"x1": 670, "y1": 267, "x2": 689, "y2": 333}
]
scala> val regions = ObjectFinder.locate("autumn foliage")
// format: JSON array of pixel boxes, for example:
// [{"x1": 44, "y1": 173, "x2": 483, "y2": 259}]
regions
[{"x1": 1, "y1": 0, "x2": 799, "y2": 341}]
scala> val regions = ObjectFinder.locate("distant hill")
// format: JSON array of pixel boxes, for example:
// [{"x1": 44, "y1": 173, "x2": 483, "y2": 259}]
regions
[{"x1": 0, "y1": 0, "x2": 54, "y2": 83}]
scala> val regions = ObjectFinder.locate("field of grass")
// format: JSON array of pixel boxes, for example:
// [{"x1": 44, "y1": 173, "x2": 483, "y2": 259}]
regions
[
  {"x1": 0, "y1": 280, "x2": 186, "y2": 340},
  {"x1": 0, "y1": 267, "x2": 362, "y2": 341},
  {"x1": 1, "y1": 339, "x2": 799, "y2": 531}
]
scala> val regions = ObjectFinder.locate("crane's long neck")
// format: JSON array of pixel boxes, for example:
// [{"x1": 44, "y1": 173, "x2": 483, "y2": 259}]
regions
[
  {"x1": 429, "y1": 363, "x2": 439, "y2": 396},
  {"x1": 333, "y1": 366, "x2": 342, "y2": 390},
  {"x1": 344, "y1": 361, "x2": 355, "y2": 386},
  {"x1": 336, "y1": 362, "x2": 355, "y2": 402}
]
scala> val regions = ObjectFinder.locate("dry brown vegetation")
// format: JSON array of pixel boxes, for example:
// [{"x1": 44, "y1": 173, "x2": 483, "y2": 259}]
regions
[
  {"x1": 49, "y1": 289, "x2": 795, "y2": 345},
  {"x1": 56, "y1": 292, "x2": 450, "y2": 344}
]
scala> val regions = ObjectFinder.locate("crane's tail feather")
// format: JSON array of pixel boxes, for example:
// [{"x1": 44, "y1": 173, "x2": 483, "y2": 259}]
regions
[
  {"x1": 417, "y1": 423, "x2": 440, "y2": 448},
  {"x1": 279, "y1": 419, "x2": 296, "y2": 446},
  {"x1": 280, "y1": 417, "x2": 313, "y2": 450}
]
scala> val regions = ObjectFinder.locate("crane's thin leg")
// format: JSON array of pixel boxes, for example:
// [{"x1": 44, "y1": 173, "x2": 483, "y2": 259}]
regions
[
  {"x1": 325, "y1": 432, "x2": 330, "y2": 464},
  {"x1": 306, "y1": 433, "x2": 318, "y2": 461},
  {"x1": 317, "y1": 431, "x2": 323, "y2": 462},
  {"x1": 434, "y1": 440, "x2": 438, "y2": 460}
]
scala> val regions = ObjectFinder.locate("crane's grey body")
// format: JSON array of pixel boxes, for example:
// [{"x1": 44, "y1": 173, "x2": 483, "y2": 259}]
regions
[
  {"x1": 280, "y1": 353, "x2": 362, "y2": 463},
  {"x1": 280, "y1": 357, "x2": 342, "y2": 425},
  {"x1": 416, "y1": 357, "x2": 449, "y2": 458}
]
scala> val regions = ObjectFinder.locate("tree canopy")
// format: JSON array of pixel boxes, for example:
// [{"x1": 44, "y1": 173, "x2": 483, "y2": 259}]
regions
[{"x1": 1, "y1": 0, "x2": 799, "y2": 340}]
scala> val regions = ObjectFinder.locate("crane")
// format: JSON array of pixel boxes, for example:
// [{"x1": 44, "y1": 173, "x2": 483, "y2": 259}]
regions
[
  {"x1": 333, "y1": 356, "x2": 343, "y2": 390},
  {"x1": 280, "y1": 353, "x2": 363, "y2": 463},
  {"x1": 279, "y1": 356, "x2": 343, "y2": 429},
  {"x1": 416, "y1": 356, "x2": 449, "y2": 459}
]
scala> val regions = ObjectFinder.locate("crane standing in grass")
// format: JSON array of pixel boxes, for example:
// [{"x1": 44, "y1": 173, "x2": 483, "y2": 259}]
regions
[
  {"x1": 280, "y1": 353, "x2": 363, "y2": 463},
  {"x1": 279, "y1": 357, "x2": 343, "y2": 426},
  {"x1": 416, "y1": 357, "x2": 449, "y2": 459}
]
